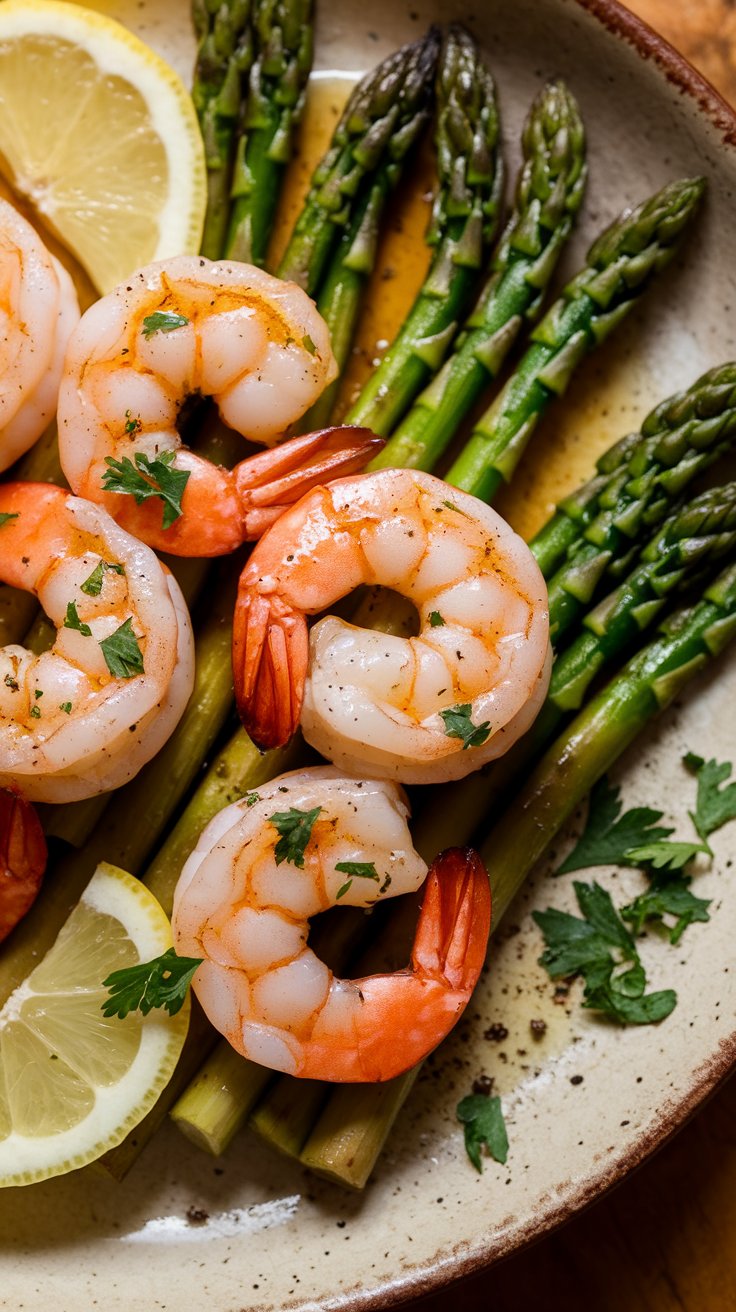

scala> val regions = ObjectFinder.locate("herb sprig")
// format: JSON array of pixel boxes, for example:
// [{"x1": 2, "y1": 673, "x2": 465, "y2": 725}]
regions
[
  {"x1": 269, "y1": 806, "x2": 322, "y2": 868},
  {"x1": 102, "y1": 948, "x2": 202, "y2": 1019},
  {"x1": 102, "y1": 451, "x2": 190, "y2": 529}
]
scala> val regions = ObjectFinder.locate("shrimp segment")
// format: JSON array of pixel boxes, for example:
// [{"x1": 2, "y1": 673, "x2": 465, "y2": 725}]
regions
[
  {"x1": 0, "y1": 483, "x2": 194, "y2": 803},
  {"x1": 234, "y1": 468, "x2": 551, "y2": 784},
  {"x1": 57, "y1": 256, "x2": 382, "y2": 555},
  {"x1": 172, "y1": 767, "x2": 491, "y2": 1082},
  {"x1": 0, "y1": 199, "x2": 80, "y2": 471},
  {"x1": 0, "y1": 788, "x2": 46, "y2": 944}
]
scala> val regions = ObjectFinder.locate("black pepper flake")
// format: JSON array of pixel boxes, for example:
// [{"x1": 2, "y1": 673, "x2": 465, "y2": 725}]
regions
[
  {"x1": 570, "y1": 1074, "x2": 584, "y2": 1086},
  {"x1": 471, "y1": 1073, "x2": 494, "y2": 1096},
  {"x1": 530, "y1": 1019, "x2": 547, "y2": 1039},
  {"x1": 483, "y1": 1022, "x2": 508, "y2": 1042},
  {"x1": 186, "y1": 1206, "x2": 209, "y2": 1224}
]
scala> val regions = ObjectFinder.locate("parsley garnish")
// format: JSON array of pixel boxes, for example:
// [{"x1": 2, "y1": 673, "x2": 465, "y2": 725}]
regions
[
  {"x1": 440, "y1": 703, "x2": 491, "y2": 750},
  {"x1": 99, "y1": 618, "x2": 144, "y2": 679},
  {"x1": 456, "y1": 1094, "x2": 509, "y2": 1172},
  {"x1": 244, "y1": 791, "x2": 260, "y2": 807},
  {"x1": 533, "y1": 881, "x2": 677, "y2": 1025},
  {"x1": 101, "y1": 451, "x2": 190, "y2": 529},
  {"x1": 0, "y1": 512, "x2": 19, "y2": 527},
  {"x1": 81, "y1": 560, "x2": 125, "y2": 597},
  {"x1": 428, "y1": 610, "x2": 445, "y2": 627},
  {"x1": 624, "y1": 840, "x2": 708, "y2": 872},
  {"x1": 29, "y1": 705, "x2": 40, "y2": 719},
  {"x1": 269, "y1": 806, "x2": 322, "y2": 868},
  {"x1": 3, "y1": 673, "x2": 17, "y2": 691},
  {"x1": 622, "y1": 873, "x2": 711, "y2": 945},
  {"x1": 59, "y1": 701, "x2": 72, "y2": 714},
  {"x1": 555, "y1": 777, "x2": 672, "y2": 875},
  {"x1": 141, "y1": 311, "x2": 189, "y2": 339},
  {"x1": 124, "y1": 409, "x2": 141, "y2": 435},
  {"x1": 441, "y1": 498, "x2": 471, "y2": 519},
  {"x1": 684, "y1": 752, "x2": 736, "y2": 842},
  {"x1": 64, "y1": 601, "x2": 92, "y2": 637},
  {"x1": 301, "y1": 333, "x2": 316, "y2": 355},
  {"x1": 101, "y1": 948, "x2": 202, "y2": 1019},
  {"x1": 335, "y1": 860, "x2": 379, "y2": 900}
]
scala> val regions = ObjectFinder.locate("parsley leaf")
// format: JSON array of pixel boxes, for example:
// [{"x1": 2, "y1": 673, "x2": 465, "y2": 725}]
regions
[
  {"x1": 624, "y1": 840, "x2": 708, "y2": 872},
  {"x1": 29, "y1": 704, "x2": 40, "y2": 719},
  {"x1": 101, "y1": 947, "x2": 202, "y2": 1019},
  {"x1": 81, "y1": 560, "x2": 125, "y2": 597},
  {"x1": 441, "y1": 498, "x2": 471, "y2": 519},
  {"x1": 99, "y1": 618, "x2": 144, "y2": 678},
  {"x1": 456, "y1": 1094, "x2": 509, "y2": 1172},
  {"x1": 141, "y1": 311, "x2": 189, "y2": 338},
  {"x1": 59, "y1": 701, "x2": 72, "y2": 714},
  {"x1": 334, "y1": 860, "x2": 380, "y2": 900},
  {"x1": 63, "y1": 600, "x2": 92, "y2": 637},
  {"x1": 428, "y1": 610, "x2": 445, "y2": 627},
  {"x1": 101, "y1": 451, "x2": 190, "y2": 529},
  {"x1": 440, "y1": 703, "x2": 491, "y2": 750},
  {"x1": 3, "y1": 673, "x2": 18, "y2": 691},
  {"x1": 684, "y1": 752, "x2": 736, "y2": 841},
  {"x1": 622, "y1": 873, "x2": 711, "y2": 945},
  {"x1": 0, "y1": 512, "x2": 19, "y2": 527},
  {"x1": 533, "y1": 881, "x2": 677, "y2": 1025},
  {"x1": 555, "y1": 777, "x2": 672, "y2": 875},
  {"x1": 302, "y1": 333, "x2": 316, "y2": 355},
  {"x1": 269, "y1": 806, "x2": 322, "y2": 868},
  {"x1": 244, "y1": 791, "x2": 260, "y2": 807}
]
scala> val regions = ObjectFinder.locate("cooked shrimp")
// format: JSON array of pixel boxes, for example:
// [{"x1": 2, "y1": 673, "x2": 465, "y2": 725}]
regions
[
  {"x1": 0, "y1": 199, "x2": 79, "y2": 472},
  {"x1": 57, "y1": 256, "x2": 382, "y2": 555},
  {"x1": 233, "y1": 468, "x2": 551, "y2": 784},
  {"x1": 0, "y1": 483, "x2": 194, "y2": 804},
  {"x1": 0, "y1": 788, "x2": 46, "y2": 944},
  {"x1": 172, "y1": 766, "x2": 491, "y2": 1082}
]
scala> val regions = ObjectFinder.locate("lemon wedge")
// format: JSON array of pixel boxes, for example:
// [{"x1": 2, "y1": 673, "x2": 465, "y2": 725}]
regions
[
  {"x1": 0, "y1": 862, "x2": 189, "y2": 1187},
  {"x1": 0, "y1": 0, "x2": 205, "y2": 292}
]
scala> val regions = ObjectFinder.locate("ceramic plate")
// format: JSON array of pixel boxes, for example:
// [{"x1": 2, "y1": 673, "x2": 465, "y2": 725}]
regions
[{"x1": 2, "y1": 0, "x2": 736, "y2": 1307}]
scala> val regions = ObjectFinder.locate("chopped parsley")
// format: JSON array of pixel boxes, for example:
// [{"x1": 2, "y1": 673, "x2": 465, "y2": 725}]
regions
[
  {"x1": 440, "y1": 703, "x2": 491, "y2": 750},
  {"x1": 102, "y1": 948, "x2": 202, "y2": 1019},
  {"x1": 428, "y1": 610, "x2": 446, "y2": 627},
  {"x1": 533, "y1": 881, "x2": 677, "y2": 1025},
  {"x1": 59, "y1": 702, "x2": 72, "y2": 714},
  {"x1": 141, "y1": 311, "x2": 189, "y2": 339},
  {"x1": 269, "y1": 806, "x2": 322, "y2": 868},
  {"x1": 554, "y1": 776, "x2": 672, "y2": 875},
  {"x1": 244, "y1": 791, "x2": 260, "y2": 807},
  {"x1": 124, "y1": 409, "x2": 141, "y2": 435},
  {"x1": 0, "y1": 512, "x2": 19, "y2": 527},
  {"x1": 301, "y1": 333, "x2": 316, "y2": 355},
  {"x1": 81, "y1": 560, "x2": 125, "y2": 597},
  {"x1": 621, "y1": 873, "x2": 711, "y2": 946},
  {"x1": 101, "y1": 451, "x2": 190, "y2": 530},
  {"x1": 441, "y1": 498, "x2": 471, "y2": 519},
  {"x1": 3, "y1": 673, "x2": 18, "y2": 691},
  {"x1": 335, "y1": 860, "x2": 379, "y2": 900},
  {"x1": 63, "y1": 601, "x2": 92, "y2": 637},
  {"x1": 29, "y1": 705, "x2": 41, "y2": 719},
  {"x1": 684, "y1": 752, "x2": 736, "y2": 842},
  {"x1": 99, "y1": 618, "x2": 144, "y2": 679},
  {"x1": 456, "y1": 1094, "x2": 509, "y2": 1172}
]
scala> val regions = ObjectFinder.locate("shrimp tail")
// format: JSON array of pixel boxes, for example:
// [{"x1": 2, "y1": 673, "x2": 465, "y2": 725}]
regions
[
  {"x1": 412, "y1": 846, "x2": 492, "y2": 990},
  {"x1": 232, "y1": 589, "x2": 308, "y2": 750},
  {"x1": 0, "y1": 787, "x2": 47, "y2": 944},
  {"x1": 234, "y1": 426, "x2": 384, "y2": 540}
]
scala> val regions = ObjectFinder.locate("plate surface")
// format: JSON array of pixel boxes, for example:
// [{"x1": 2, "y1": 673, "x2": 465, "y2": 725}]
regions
[{"x1": 1, "y1": 1, "x2": 736, "y2": 1309}]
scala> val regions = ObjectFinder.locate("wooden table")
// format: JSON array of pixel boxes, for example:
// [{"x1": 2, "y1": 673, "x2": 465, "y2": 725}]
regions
[{"x1": 409, "y1": 5, "x2": 736, "y2": 1308}]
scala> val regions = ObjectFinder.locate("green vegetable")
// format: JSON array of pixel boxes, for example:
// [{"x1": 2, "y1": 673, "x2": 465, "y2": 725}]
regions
[
  {"x1": 99, "y1": 618, "x2": 144, "y2": 679},
  {"x1": 456, "y1": 1094, "x2": 508, "y2": 1172},
  {"x1": 684, "y1": 751, "x2": 736, "y2": 840},
  {"x1": 63, "y1": 601, "x2": 92, "y2": 637},
  {"x1": 622, "y1": 873, "x2": 711, "y2": 944},
  {"x1": 439, "y1": 703, "x2": 491, "y2": 750},
  {"x1": 334, "y1": 860, "x2": 379, "y2": 900},
  {"x1": 373, "y1": 77, "x2": 586, "y2": 473},
  {"x1": 141, "y1": 311, "x2": 190, "y2": 338},
  {"x1": 533, "y1": 881, "x2": 677, "y2": 1024},
  {"x1": 81, "y1": 560, "x2": 125, "y2": 597},
  {"x1": 623, "y1": 841, "x2": 709, "y2": 872},
  {"x1": 428, "y1": 611, "x2": 445, "y2": 627},
  {"x1": 101, "y1": 948, "x2": 203, "y2": 1019},
  {"x1": 555, "y1": 776, "x2": 672, "y2": 875},
  {"x1": 446, "y1": 177, "x2": 706, "y2": 501},
  {"x1": 269, "y1": 805, "x2": 321, "y2": 867},
  {"x1": 101, "y1": 451, "x2": 191, "y2": 530},
  {"x1": 59, "y1": 702, "x2": 72, "y2": 714},
  {"x1": 0, "y1": 512, "x2": 19, "y2": 527},
  {"x1": 225, "y1": 0, "x2": 313, "y2": 266},
  {"x1": 346, "y1": 24, "x2": 503, "y2": 436}
]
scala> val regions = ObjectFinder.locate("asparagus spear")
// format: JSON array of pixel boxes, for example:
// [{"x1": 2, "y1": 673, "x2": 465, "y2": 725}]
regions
[
  {"x1": 415, "y1": 482, "x2": 736, "y2": 862},
  {"x1": 193, "y1": 0, "x2": 255, "y2": 260},
  {"x1": 372, "y1": 78, "x2": 586, "y2": 472},
  {"x1": 446, "y1": 176, "x2": 706, "y2": 501},
  {"x1": 530, "y1": 362, "x2": 736, "y2": 578},
  {"x1": 345, "y1": 25, "x2": 503, "y2": 436},
  {"x1": 302, "y1": 561, "x2": 736, "y2": 1187},
  {"x1": 277, "y1": 30, "x2": 441, "y2": 295},
  {"x1": 225, "y1": 0, "x2": 314, "y2": 265}
]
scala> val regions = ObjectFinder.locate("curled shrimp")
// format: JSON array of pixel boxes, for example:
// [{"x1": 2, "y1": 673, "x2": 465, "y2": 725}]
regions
[
  {"x1": 233, "y1": 468, "x2": 551, "y2": 784},
  {"x1": 57, "y1": 256, "x2": 382, "y2": 556},
  {"x1": 0, "y1": 483, "x2": 194, "y2": 803},
  {"x1": 0, "y1": 788, "x2": 46, "y2": 944},
  {"x1": 172, "y1": 767, "x2": 491, "y2": 1082},
  {"x1": 0, "y1": 198, "x2": 79, "y2": 471}
]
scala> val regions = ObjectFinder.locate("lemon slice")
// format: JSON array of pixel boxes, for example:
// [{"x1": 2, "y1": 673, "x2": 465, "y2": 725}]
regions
[
  {"x1": 0, "y1": 862, "x2": 189, "y2": 1187},
  {"x1": 0, "y1": 0, "x2": 205, "y2": 291}
]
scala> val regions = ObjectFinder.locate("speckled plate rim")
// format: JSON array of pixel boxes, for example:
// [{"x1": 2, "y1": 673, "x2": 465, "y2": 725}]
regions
[{"x1": 342, "y1": 2, "x2": 736, "y2": 1304}]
